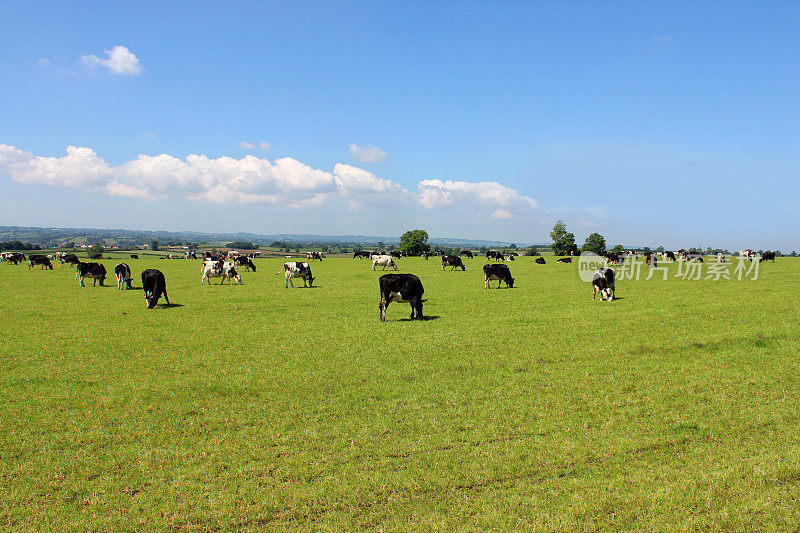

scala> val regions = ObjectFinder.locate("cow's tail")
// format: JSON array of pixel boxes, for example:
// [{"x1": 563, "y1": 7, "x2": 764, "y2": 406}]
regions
[{"x1": 275, "y1": 267, "x2": 285, "y2": 275}]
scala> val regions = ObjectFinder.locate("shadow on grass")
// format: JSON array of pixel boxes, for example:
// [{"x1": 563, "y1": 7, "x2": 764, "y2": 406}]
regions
[{"x1": 398, "y1": 315, "x2": 441, "y2": 322}]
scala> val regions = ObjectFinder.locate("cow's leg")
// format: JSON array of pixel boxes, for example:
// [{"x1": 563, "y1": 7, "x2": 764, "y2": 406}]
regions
[
  {"x1": 79, "y1": 276, "x2": 84, "y2": 287},
  {"x1": 484, "y1": 278, "x2": 489, "y2": 289},
  {"x1": 162, "y1": 287, "x2": 169, "y2": 305},
  {"x1": 379, "y1": 296, "x2": 387, "y2": 321},
  {"x1": 592, "y1": 285, "x2": 597, "y2": 300},
  {"x1": 414, "y1": 298, "x2": 423, "y2": 320}
]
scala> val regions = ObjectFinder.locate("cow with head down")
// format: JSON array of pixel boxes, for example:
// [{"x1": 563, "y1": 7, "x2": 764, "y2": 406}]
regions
[
  {"x1": 201, "y1": 260, "x2": 242, "y2": 285},
  {"x1": 277, "y1": 262, "x2": 315, "y2": 288}
]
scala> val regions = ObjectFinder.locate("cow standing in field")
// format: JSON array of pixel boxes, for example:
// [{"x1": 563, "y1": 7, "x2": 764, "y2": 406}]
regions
[
  {"x1": 760, "y1": 251, "x2": 776, "y2": 262},
  {"x1": 278, "y1": 262, "x2": 315, "y2": 288},
  {"x1": 114, "y1": 263, "x2": 133, "y2": 290},
  {"x1": 130, "y1": 254, "x2": 139, "y2": 259},
  {"x1": 483, "y1": 263, "x2": 514, "y2": 288},
  {"x1": 645, "y1": 252, "x2": 657, "y2": 267},
  {"x1": 201, "y1": 260, "x2": 242, "y2": 285},
  {"x1": 2, "y1": 252, "x2": 25, "y2": 265},
  {"x1": 353, "y1": 251, "x2": 372, "y2": 259},
  {"x1": 306, "y1": 251, "x2": 323, "y2": 261},
  {"x1": 716, "y1": 252, "x2": 726, "y2": 263},
  {"x1": 27, "y1": 255, "x2": 53, "y2": 270},
  {"x1": 460, "y1": 250, "x2": 474, "y2": 259},
  {"x1": 662, "y1": 251, "x2": 676, "y2": 261},
  {"x1": 142, "y1": 269, "x2": 169, "y2": 308},
  {"x1": 378, "y1": 274, "x2": 425, "y2": 321},
  {"x1": 59, "y1": 253, "x2": 80, "y2": 267},
  {"x1": 592, "y1": 268, "x2": 615, "y2": 301},
  {"x1": 485, "y1": 251, "x2": 504, "y2": 262},
  {"x1": 371, "y1": 254, "x2": 398, "y2": 271},
  {"x1": 233, "y1": 255, "x2": 257, "y2": 271},
  {"x1": 441, "y1": 255, "x2": 466, "y2": 271},
  {"x1": 76, "y1": 262, "x2": 106, "y2": 287}
]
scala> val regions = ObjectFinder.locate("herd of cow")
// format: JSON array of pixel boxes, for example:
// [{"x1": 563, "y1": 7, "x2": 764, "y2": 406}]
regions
[{"x1": 1, "y1": 246, "x2": 779, "y2": 318}]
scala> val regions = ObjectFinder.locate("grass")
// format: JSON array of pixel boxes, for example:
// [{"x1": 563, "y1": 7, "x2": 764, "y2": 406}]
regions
[{"x1": 1, "y1": 254, "x2": 799, "y2": 530}]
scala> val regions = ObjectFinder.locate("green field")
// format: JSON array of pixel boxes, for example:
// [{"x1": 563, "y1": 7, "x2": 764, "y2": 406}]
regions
[{"x1": 1, "y1": 254, "x2": 798, "y2": 530}]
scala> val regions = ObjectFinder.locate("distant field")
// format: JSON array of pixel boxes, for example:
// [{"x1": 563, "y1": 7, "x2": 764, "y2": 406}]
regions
[{"x1": 1, "y1": 254, "x2": 798, "y2": 530}]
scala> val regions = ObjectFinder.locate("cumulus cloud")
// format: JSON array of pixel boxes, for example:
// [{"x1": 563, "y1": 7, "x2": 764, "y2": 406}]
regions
[
  {"x1": 38, "y1": 58, "x2": 51, "y2": 66},
  {"x1": 81, "y1": 45, "x2": 142, "y2": 76},
  {"x1": 238, "y1": 141, "x2": 271, "y2": 151},
  {"x1": 416, "y1": 179, "x2": 537, "y2": 218},
  {"x1": 349, "y1": 143, "x2": 387, "y2": 163},
  {"x1": 0, "y1": 144, "x2": 405, "y2": 209}
]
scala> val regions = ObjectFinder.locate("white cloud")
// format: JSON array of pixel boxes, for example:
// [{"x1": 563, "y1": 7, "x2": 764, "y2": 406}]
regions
[
  {"x1": 349, "y1": 143, "x2": 387, "y2": 163},
  {"x1": 239, "y1": 141, "x2": 271, "y2": 151},
  {"x1": 38, "y1": 58, "x2": 51, "y2": 66},
  {"x1": 416, "y1": 179, "x2": 537, "y2": 218},
  {"x1": 0, "y1": 144, "x2": 406, "y2": 209},
  {"x1": 81, "y1": 45, "x2": 142, "y2": 76}
]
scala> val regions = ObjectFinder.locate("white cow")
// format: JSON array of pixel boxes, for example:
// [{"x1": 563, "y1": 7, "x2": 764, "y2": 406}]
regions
[
  {"x1": 716, "y1": 252, "x2": 726, "y2": 263},
  {"x1": 201, "y1": 260, "x2": 242, "y2": 285},
  {"x1": 277, "y1": 262, "x2": 315, "y2": 288},
  {"x1": 371, "y1": 254, "x2": 398, "y2": 271}
]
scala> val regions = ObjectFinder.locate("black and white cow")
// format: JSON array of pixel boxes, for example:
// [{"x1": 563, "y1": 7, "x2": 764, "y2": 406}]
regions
[
  {"x1": 306, "y1": 251, "x2": 323, "y2": 261},
  {"x1": 534, "y1": 257, "x2": 546, "y2": 264},
  {"x1": 201, "y1": 260, "x2": 242, "y2": 285},
  {"x1": 27, "y1": 254, "x2": 53, "y2": 270},
  {"x1": 760, "y1": 251, "x2": 776, "y2": 262},
  {"x1": 557, "y1": 257, "x2": 572, "y2": 263},
  {"x1": 59, "y1": 253, "x2": 80, "y2": 266},
  {"x1": 507, "y1": 254, "x2": 515, "y2": 261},
  {"x1": 371, "y1": 254, "x2": 398, "y2": 271},
  {"x1": 278, "y1": 262, "x2": 315, "y2": 288},
  {"x1": 663, "y1": 251, "x2": 676, "y2": 261},
  {"x1": 592, "y1": 268, "x2": 615, "y2": 301},
  {"x1": 233, "y1": 255, "x2": 257, "y2": 271},
  {"x1": 390, "y1": 250, "x2": 402, "y2": 259},
  {"x1": 353, "y1": 251, "x2": 372, "y2": 259},
  {"x1": 645, "y1": 252, "x2": 657, "y2": 267},
  {"x1": 485, "y1": 250, "x2": 504, "y2": 261},
  {"x1": 605, "y1": 252, "x2": 623, "y2": 265},
  {"x1": 460, "y1": 250, "x2": 474, "y2": 259},
  {"x1": 114, "y1": 263, "x2": 132, "y2": 290},
  {"x1": 142, "y1": 269, "x2": 169, "y2": 309},
  {"x1": 2, "y1": 252, "x2": 25, "y2": 264},
  {"x1": 76, "y1": 262, "x2": 106, "y2": 287},
  {"x1": 684, "y1": 251, "x2": 703, "y2": 262},
  {"x1": 483, "y1": 263, "x2": 514, "y2": 288},
  {"x1": 441, "y1": 255, "x2": 466, "y2": 271},
  {"x1": 421, "y1": 252, "x2": 429, "y2": 260},
  {"x1": 378, "y1": 274, "x2": 425, "y2": 321},
  {"x1": 715, "y1": 252, "x2": 726, "y2": 263}
]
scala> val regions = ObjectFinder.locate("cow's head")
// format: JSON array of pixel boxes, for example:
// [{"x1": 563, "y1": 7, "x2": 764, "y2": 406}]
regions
[
  {"x1": 508, "y1": 277, "x2": 515, "y2": 288},
  {"x1": 230, "y1": 268, "x2": 243, "y2": 285}
]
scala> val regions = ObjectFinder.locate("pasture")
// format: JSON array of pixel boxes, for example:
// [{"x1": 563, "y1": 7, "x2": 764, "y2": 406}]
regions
[{"x1": 1, "y1": 254, "x2": 799, "y2": 530}]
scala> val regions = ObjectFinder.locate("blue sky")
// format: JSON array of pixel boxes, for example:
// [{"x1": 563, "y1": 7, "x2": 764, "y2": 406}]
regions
[{"x1": 1, "y1": 1, "x2": 798, "y2": 249}]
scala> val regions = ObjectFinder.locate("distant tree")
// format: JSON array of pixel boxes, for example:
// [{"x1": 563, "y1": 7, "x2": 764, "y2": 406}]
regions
[
  {"x1": 151, "y1": 240, "x2": 160, "y2": 251},
  {"x1": 479, "y1": 246, "x2": 487, "y2": 253},
  {"x1": 87, "y1": 244, "x2": 104, "y2": 259},
  {"x1": 656, "y1": 246, "x2": 664, "y2": 252},
  {"x1": 377, "y1": 241, "x2": 385, "y2": 249},
  {"x1": 611, "y1": 244, "x2": 624, "y2": 254},
  {"x1": 550, "y1": 220, "x2": 577, "y2": 256},
  {"x1": 527, "y1": 245, "x2": 539, "y2": 256},
  {"x1": 643, "y1": 246, "x2": 651, "y2": 253},
  {"x1": 226, "y1": 241, "x2": 258, "y2": 250},
  {"x1": 398, "y1": 229, "x2": 430, "y2": 255},
  {"x1": 582, "y1": 233, "x2": 606, "y2": 255},
  {"x1": 353, "y1": 244, "x2": 363, "y2": 252},
  {"x1": 791, "y1": 251, "x2": 797, "y2": 257},
  {"x1": 509, "y1": 243, "x2": 517, "y2": 250},
  {"x1": 321, "y1": 245, "x2": 330, "y2": 253}
]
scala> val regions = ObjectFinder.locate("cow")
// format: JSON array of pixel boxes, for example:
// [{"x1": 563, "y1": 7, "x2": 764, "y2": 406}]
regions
[
  {"x1": 482, "y1": 264, "x2": 513, "y2": 289},
  {"x1": 378, "y1": 274, "x2": 425, "y2": 321},
  {"x1": 716, "y1": 252, "x2": 726, "y2": 263},
  {"x1": 645, "y1": 252, "x2": 657, "y2": 267},
  {"x1": 485, "y1": 251, "x2": 504, "y2": 262},
  {"x1": 460, "y1": 250, "x2": 474, "y2": 259},
  {"x1": 306, "y1": 251, "x2": 323, "y2": 261},
  {"x1": 760, "y1": 251, "x2": 776, "y2": 262},
  {"x1": 534, "y1": 257, "x2": 546, "y2": 264},
  {"x1": 76, "y1": 262, "x2": 106, "y2": 287},
  {"x1": 27, "y1": 254, "x2": 53, "y2": 270},
  {"x1": 278, "y1": 262, "x2": 315, "y2": 288},
  {"x1": 184, "y1": 251, "x2": 197, "y2": 260},
  {"x1": 142, "y1": 269, "x2": 169, "y2": 309},
  {"x1": 59, "y1": 253, "x2": 80, "y2": 266},
  {"x1": 592, "y1": 268, "x2": 615, "y2": 301},
  {"x1": 557, "y1": 257, "x2": 572, "y2": 263},
  {"x1": 371, "y1": 254, "x2": 398, "y2": 271},
  {"x1": 507, "y1": 254, "x2": 515, "y2": 261},
  {"x1": 421, "y1": 252, "x2": 429, "y2": 260},
  {"x1": 114, "y1": 263, "x2": 132, "y2": 290},
  {"x1": 201, "y1": 260, "x2": 242, "y2": 285},
  {"x1": 441, "y1": 255, "x2": 466, "y2": 271},
  {"x1": 662, "y1": 251, "x2": 676, "y2": 261},
  {"x1": 353, "y1": 251, "x2": 372, "y2": 259},
  {"x1": 130, "y1": 254, "x2": 139, "y2": 259},
  {"x1": 684, "y1": 252, "x2": 703, "y2": 262},
  {"x1": 390, "y1": 250, "x2": 402, "y2": 259},
  {"x1": 2, "y1": 252, "x2": 25, "y2": 265},
  {"x1": 605, "y1": 252, "x2": 623, "y2": 265},
  {"x1": 233, "y1": 255, "x2": 257, "y2": 271},
  {"x1": 227, "y1": 250, "x2": 240, "y2": 260}
]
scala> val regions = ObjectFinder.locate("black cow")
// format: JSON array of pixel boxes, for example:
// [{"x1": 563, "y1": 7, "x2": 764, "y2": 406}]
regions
[
  {"x1": 114, "y1": 263, "x2": 132, "y2": 290},
  {"x1": 460, "y1": 250, "x2": 474, "y2": 259},
  {"x1": 557, "y1": 257, "x2": 572, "y2": 263},
  {"x1": 353, "y1": 251, "x2": 372, "y2": 259},
  {"x1": 130, "y1": 254, "x2": 139, "y2": 259},
  {"x1": 592, "y1": 268, "x2": 615, "y2": 301},
  {"x1": 605, "y1": 252, "x2": 622, "y2": 265},
  {"x1": 234, "y1": 255, "x2": 257, "y2": 271},
  {"x1": 390, "y1": 251, "x2": 402, "y2": 259},
  {"x1": 534, "y1": 257, "x2": 546, "y2": 264},
  {"x1": 142, "y1": 269, "x2": 170, "y2": 309},
  {"x1": 28, "y1": 254, "x2": 53, "y2": 270},
  {"x1": 76, "y1": 262, "x2": 106, "y2": 287},
  {"x1": 760, "y1": 251, "x2": 776, "y2": 262},
  {"x1": 645, "y1": 252, "x2": 657, "y2": 267},
  {"x1": 60, "y1": 253, "x2": 80, "y2": 266},
  {"x1": 441, "y1": 255, "x2": 466, "y2": 271},
  {"x1": 664, "y1": 251, "x2": 676, "y2": 261},
  {"x1": 507, "y1": 254, "x2": 515, "y2": 261},
  {"x1": 3, "y1": 252, "x2": 25, "y2": 264},
  {"x1": 378, "y1": 274, "x2": 424, "y2": 321},
  {"x1": 483, "y1": 264, "x2": 514, "y2": 288},
  {"x1": 485, "y1": 250, "x2": 504, "y2": 261}
]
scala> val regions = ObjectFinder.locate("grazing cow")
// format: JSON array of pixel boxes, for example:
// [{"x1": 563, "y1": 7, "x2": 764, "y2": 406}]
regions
[
  {"x1": 201, "y1": 260, "x2": 242, "y2": 285},
  {"x1": 507, "y1": 254, "x2": 515, "y2": 261},
  {"x1": 485, "y1": 250, "x2": 504, "y2": 261},
  {"x1": 557, "y1": 257, "x2": 572, "y2": 263},
  {"x1": 483, "y1": 263, "x2": 514, "y2": 288},
  {"x1": 306, "y1": 251, "x2": 323, "y2": 261},
  {"x1": 421, "y1": 252, "x2": 429, "y2": 260},
  {"x1": 716, "y1": 252, "x2": 726, "y2": 263},
  {"x1": 662, "y1": 251, "x2": 676, "y2": 261},
  {"x1": 390, "y1": 250, "x2": 402, "y2": 259},
  {"x1": 142, "y1": 269, "x2": 169, "y2": 309},
  {"x1": 645, "y1": 252, "x2": 657, "y2": 267},
  {"x1": 353, "y1": 251, "x2": 372, "y2": 259},
  {"x1": 605, "y1": 252, "x2": 623, "y2": 265},
  {"x1": 534, "y1": 257, "x2": 546, "y2": 264},
  {"x1": 227, "y1": 250, "x2": 240, "y2": 260},
  {"x1": 2, "y1": 252, "x2": 25, "y2": 265},
  {"x1": 684, "y1": 252, "x2": 703, "y2": 262},
  {"x1": 371, "y1": 254, "x2": 398, "y2": 271},
  {"x1": 130, "y1": 254, "x2": 139, "y2": 259},
  {"x1": 760, "y1": 251, "x2": 776, "y2": 262},
  {"x1": 592, "y1": 268, "x2": 615, "y2": 301},
  {"x1": 233, "y1": 255, "x2": 257, "y2": 271},
  {"x1": 27, "y1": 254, "x2": 53, "y2": 270},
  {"x1": 460, "y1": 250, "x2": 474, "y2": 259},
  {"x1": 76, "y1": 262, "x2": 106, "y2": 287},
  {"x1": 378, "y1": 274, "x2": 425, "y2": 321},
  {"x1": 114, "y1": 263, "x2": 132, "y2": 290},
  {"x1": 441, "y1": 255, "x2": 466, "y2": 271},
  {"x1": 59, "y1": 253, "x2": 80, "y2": 266},
  {"x1": 278, "y1": 262, "x2": 315, "y2": 288}
]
